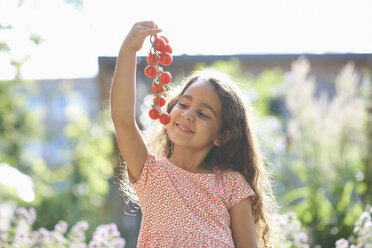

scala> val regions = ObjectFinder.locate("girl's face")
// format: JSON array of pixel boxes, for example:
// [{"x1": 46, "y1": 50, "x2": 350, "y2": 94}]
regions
[{"x1": 166, "y1": 79, "x2": 223, "y2": 152}]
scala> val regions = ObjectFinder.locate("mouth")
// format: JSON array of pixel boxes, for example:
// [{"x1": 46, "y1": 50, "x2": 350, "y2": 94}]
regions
[{"x1": 176, "y1": 123, "x2": 194, "y2": 133}]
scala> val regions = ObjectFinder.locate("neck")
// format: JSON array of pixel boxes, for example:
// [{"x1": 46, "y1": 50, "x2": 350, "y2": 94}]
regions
[{"x1": 168, "y1": 146, "x2": 212, "y2": 173}]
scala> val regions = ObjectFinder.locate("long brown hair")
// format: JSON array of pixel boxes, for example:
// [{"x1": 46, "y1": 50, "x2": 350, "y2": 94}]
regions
[{"x1": 149, "y1": 69, "x2": 277, "y2": 247}]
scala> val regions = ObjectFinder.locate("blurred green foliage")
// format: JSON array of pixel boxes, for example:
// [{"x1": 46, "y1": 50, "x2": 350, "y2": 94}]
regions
[
  {"x1": 280, "y1": 58, "x2": 371, "y2": 246},
  {"x1": 33, "y1": 106, "x2": 116, "y2": 239},
  {"x1": 0, "y1": 79, "x2": 117, "y2": 240},
  {"x1": 0, "y1": 4, "x2": 118, "y2": 240},
  {"x1": 0, "y1": 81, "x2": 42, "y2": 170}
]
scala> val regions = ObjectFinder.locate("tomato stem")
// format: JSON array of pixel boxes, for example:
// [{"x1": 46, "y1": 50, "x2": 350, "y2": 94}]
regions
[
  {"x1": 150, "y1": 39, "x2": 162, "y2": 111},
  {"x1": 148, "y1": 36, "x2": 172, "y2": 120}
]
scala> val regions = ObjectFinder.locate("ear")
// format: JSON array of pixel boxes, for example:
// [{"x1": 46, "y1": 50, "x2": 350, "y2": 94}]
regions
[{"x1": 214, "y1": 130, "x2": 232, "y2": 146}]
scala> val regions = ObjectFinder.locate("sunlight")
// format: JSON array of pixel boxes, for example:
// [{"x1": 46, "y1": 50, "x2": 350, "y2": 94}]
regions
[
  {"x1": 0, "y1": 163, "x2": 35, "y2": 202},
  {"x1": 0, "y1": 0, "x2": 371, "y2": 80}
]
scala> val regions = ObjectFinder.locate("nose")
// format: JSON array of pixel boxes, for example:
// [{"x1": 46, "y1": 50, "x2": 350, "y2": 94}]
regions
[{"x1": 182, "y1": 109, "x2": 194, "y2": 121}]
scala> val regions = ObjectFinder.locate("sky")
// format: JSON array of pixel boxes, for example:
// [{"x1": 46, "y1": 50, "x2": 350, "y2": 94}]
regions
[{"x1": 0, "y1": 0, "x2": 371, "y2": 80}]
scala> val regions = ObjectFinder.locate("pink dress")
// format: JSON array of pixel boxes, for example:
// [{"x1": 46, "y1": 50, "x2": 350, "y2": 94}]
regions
[{"x1": 128, "y1": 152, "x2": 256, "y2": 248}]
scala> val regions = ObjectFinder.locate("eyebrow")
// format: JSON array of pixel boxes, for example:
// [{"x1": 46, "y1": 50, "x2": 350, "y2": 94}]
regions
[{"x1": 180, "y1": 95, "x2": 217, "y2": 117}]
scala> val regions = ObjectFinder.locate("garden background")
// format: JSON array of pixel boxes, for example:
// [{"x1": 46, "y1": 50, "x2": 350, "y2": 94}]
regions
[{"x1": 1, "y1": 0, "x2": 372, "y2": 247}]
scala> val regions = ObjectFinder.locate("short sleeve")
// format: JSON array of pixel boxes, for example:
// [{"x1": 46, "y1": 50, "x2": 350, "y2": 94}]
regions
[
  {"x1": 225, "y1": 170, "x2": 256, "y2": 209},
  {"x1": 127, "y1": 151, "x2": 157, "y2": 193}
]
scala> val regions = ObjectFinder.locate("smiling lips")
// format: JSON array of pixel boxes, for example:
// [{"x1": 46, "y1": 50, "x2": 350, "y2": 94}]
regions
[{"x1": 176, "y1": 123, "x2": 194, "y2": 133}]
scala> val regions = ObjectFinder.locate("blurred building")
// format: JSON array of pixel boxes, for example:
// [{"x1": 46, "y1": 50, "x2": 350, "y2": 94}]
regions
[
  {"x1": 27, "y1": 77, "x2": 100, "y2": 166},
  {"x1": 98, "y1": 53, "x2": 372, "y2": 124}
]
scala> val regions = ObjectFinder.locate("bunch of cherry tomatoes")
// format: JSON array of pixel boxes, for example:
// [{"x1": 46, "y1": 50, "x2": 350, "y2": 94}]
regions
[{"x1": 144, "y1": 35, "x2": 173, "y2": 125}]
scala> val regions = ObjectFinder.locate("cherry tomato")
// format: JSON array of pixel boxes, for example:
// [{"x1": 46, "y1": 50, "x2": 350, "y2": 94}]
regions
[
  {"x1": 153, "y1": 96, "x2": 166, "y2": 107},
  {"x1": 159, "y1": 112, "x2": 171, "y2": 125},
  {"x1": 152, "y1": 82, "x2": 164, "y2": 94},
  {"x1": 154, "y1": 37, "x2": 166, "y2": 52},
  {"x1": 159, "y1": 72, "x2": 172, "y2": 85},
  {"x1": 160, "y1": 52, "x2": 173, "y2": 66},
  {"x1": 144, "y1": 65, "x2": 158, "y2": 78},
  {"x1": 164, "y1": 44, "x2": 172, "y2": 54},
  {"x1": 149, "y1": 108, "x2": 160, "y2": 120},
  {"x1": 159, "y1": 35, "x2": 169, "y2": 43},
  {"x1": 146, "y1": 53, "x2": 160, "y2": 66}
]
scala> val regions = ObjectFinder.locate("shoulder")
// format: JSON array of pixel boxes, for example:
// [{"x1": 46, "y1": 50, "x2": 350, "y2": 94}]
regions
[
  {"x1": 146, "y1": 151, "x2": 161, "y2": 165},
  {"x1": 144, "y1": 151, "x2": 171, "y2": 167},
  {"x1": 220, "y1": 168, "x2": 256, "y2": 209},
  {"x1": 128, "y1": 151, "x2": 164, "y2": 189},
  {"x1": 221, "y1": 168, "x2": 247, "y2": 185},
  {"x1": 136, "y1": 151, "x2": 162, "y2": 173}
]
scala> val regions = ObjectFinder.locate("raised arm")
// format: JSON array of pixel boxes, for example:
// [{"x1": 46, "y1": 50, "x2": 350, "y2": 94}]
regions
[{"x1": 110, "y1": 21, "x2": 162, "y2": 182}]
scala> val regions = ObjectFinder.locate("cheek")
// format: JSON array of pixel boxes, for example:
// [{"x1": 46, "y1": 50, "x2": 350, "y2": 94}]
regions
[
  {"x1": 198, "y1": 120, "x2": 217, "y2": 133},
  {"x1": 169, "y1": 107, "x2": 180, "y2": 118},
  {"x1": 169, "y1": 110, "x2": 175, "y2": 121},
  {"x1": 204, "y1": 119, "x2": 223, "y2": 136},
  {"x1": 167, "y1": 110, "x2": 178, "y2": 128},
  {"x1": 169, "y1": 107, "x2": 176, "y2": 114}
]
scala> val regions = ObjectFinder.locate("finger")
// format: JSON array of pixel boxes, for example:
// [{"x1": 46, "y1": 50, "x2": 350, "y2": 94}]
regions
[
  {"x1": 138, "y1": 20, "x2": 158, "y2": 29},
  {"x1": 145, "y1": 28, "x2": 162, "y2": 37}
]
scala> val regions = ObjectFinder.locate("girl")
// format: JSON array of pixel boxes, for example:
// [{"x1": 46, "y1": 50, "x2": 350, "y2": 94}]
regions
[{"x1": 111, "y1": 21, "x2": 277, "y2": 247}]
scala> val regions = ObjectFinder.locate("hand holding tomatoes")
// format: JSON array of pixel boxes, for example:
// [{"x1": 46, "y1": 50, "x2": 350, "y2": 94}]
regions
[{"x1": 121, "y1": 21, "x2": 162, "y2": 52}]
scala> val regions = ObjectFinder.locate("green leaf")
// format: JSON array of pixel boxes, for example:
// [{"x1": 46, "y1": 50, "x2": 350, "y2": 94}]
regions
[
  {"x1": 343, "y1": 203, "x2": 363, "y2": 226},
  {"x1": 316, "y1": 190, "x2": 333, "y2": 222},
  {"x1": 193, "y1": 62, "x2": 207, "y2": 71},
  {"x1": 283, "y1": 187, "x2": 309, "y2": 203},
  {"x1": 211, "y1": 58, "x2": 242, "y2": 77},
  {"x1": 30, "y1": 33, "x2": 44, "y2": 45},
  {"x1": 356, "y1": 182, "x2": 367, "y2": 195},
  {"x1": 0, "y1": 41, "x2": 10, "y2": 52},
  {"x1": 337, "y1": 180, "x2": 355, "y2": 212},
  {"x1": 0, "y1": 24, "x2": 12, "y2": 30},
  {"x1": 290, "y1": 160, "x2": 308, "y2": 182}
]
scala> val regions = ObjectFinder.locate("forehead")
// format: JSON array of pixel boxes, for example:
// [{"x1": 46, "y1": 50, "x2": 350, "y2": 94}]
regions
[{"x1": 183, "y1": 79, "x2": 222, "y2": 110}]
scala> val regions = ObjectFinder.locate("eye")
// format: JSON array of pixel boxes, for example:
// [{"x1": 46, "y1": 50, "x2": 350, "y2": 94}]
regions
[
  {"x1": 198, "y1": 112, "x2": 209, "y2": 119},
  {"x1": 178, "y1": 102, "x2": 187, "y2": 108}
]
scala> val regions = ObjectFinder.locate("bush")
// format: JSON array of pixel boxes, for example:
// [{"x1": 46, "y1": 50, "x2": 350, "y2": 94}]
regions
[
  {"x1": 335, "y1": 205, "x2": 372, "y2": 248},
  {"x1": 272, "y1": 207, "x2": 372, "y2": 248},
  {"x1": 272, "y1": 212, "x2": 310, "y2": 248},
  {"x1": 0, "y1": 207, "x2": 125, "y2": 248}
]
